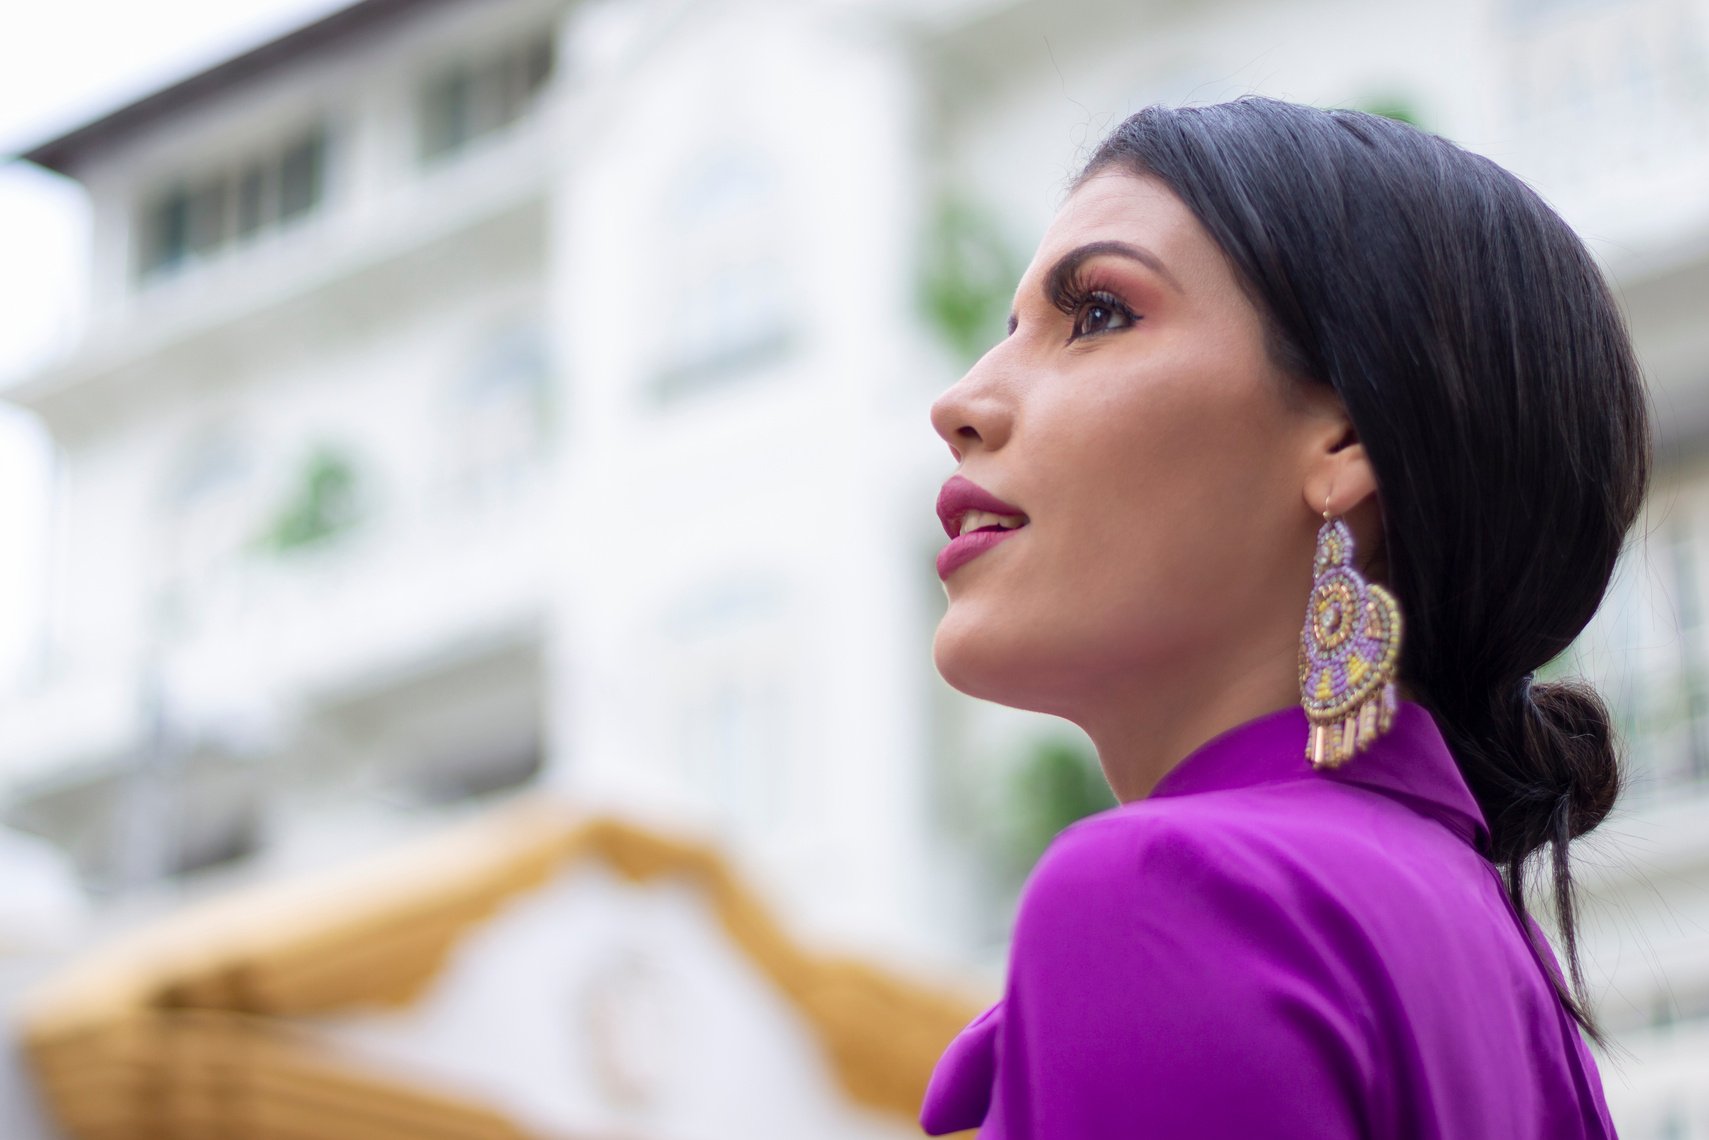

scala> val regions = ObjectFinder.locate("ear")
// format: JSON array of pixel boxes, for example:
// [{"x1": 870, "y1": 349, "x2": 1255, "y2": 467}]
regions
[
  {"x1": 1301, "y1": 413, "x2": 1378, "y2": 521},
  {"x1": 1292, "y1": 411, "x2": 1387, "y2": 584}
]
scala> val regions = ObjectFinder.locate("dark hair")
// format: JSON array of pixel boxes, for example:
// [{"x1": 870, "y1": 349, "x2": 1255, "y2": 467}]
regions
[{"x1": 1077, "y1": 97, "x2": 1650, "y2": 1048}]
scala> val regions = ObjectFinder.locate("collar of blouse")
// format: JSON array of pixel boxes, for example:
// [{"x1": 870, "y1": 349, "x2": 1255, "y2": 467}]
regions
[{"x1": 1143, "y1": 699, "x2": 1492, "y2": 855}]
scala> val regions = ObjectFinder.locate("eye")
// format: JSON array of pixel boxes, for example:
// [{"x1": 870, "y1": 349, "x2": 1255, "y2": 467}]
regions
[{"x1": 1069, "y1": 290, "x2": 1137, "y2": 341}]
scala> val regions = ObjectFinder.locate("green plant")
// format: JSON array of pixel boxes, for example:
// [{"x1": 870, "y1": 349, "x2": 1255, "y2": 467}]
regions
[
  {"x1": 260, "y1": 445, "x2": 361, "y2": 553},
  {"x1": 1348, "y1": 94, "x2": 1424, "y2": 128},
  {"x1": 1000, "y1": 736, "x2": 1116, "y2": 880},
  {"x1": 917, "y1": 194, "x2": 1023, "y2": 364},
  {"x1": 1534, "y1": 645, "x2": 1579, "y2": 684}
]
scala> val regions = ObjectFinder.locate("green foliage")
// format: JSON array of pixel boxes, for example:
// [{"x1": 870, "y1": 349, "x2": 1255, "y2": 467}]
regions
[
  {"x1": 1349, "y1": 94, "x2": 1424, "y2": 129},
  {"x1": 999, "y1": 736, "x2": 1117, "y2": 879},
  {"x1": 260, "y1": 445, "x2": 361, "y2": 553},
  {"x1": 1535, "y1": 646, "x2": 1578, "y2": 684},
  {"x1": 917, "y1": 194, "x2": 1023, "y2": 364}
]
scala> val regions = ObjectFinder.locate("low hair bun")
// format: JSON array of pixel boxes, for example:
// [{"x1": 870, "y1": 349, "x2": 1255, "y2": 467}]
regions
[
  {"x1": 1476, "y1": 675, "x2": 1624, "y2": 868},
  {"x1": 1529, "y1": 677, "x2": 1624, "y2": 840},
  {"x1": 1462, "y1": 673, "x2": 1625, "y2": 1015}
]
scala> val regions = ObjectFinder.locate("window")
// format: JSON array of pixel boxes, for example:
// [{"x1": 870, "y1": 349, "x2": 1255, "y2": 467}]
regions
[
  {"x1": 675, "y1": 665, "x2": 792, "y2": 832},
  {"x1": 444, "y1": 318, "x2": 553, "y2": 503},
  {"x1": 417, "y1": 27, "x2": 555, "y2": 166},
  {"x1": 658, "y1": 579, "x2": 798, "y2": 831},
  {"x1": 235, "y1": 162, "x2": 268, "y2": 239},
  {"x1": 1502, "y1": 0, "x2": 1709, "y2": 191},
  {"x1": 648, "y1": 146, "x2": 797, "y2": 404},
  {"x1": 1667, "y1": 521, "x2": 1709, "y2": 785},
  {"x1": 1562, "y1": 503, "x2": 1709, "y2": 801},
  {"x1": 145, "y1": 189, "x2": 192, "y2": 274},
  {"x1": 278, "y1": 128, "x2": 327, "y2": 222},
  {"x1": 136, "y1": 122, "x2": 330, "y2": 285},
  {"x1": 141, "y1": 180, "x2": 225, "y2": 278},
  {"x1": 157, "y1": 428, "x2": 258, "y2": 635}
]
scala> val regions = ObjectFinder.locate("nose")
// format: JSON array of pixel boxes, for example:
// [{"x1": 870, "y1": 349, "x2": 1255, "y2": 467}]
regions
[{"x1": 930, "y1": 351, "x2": 1013, "y2": 463}]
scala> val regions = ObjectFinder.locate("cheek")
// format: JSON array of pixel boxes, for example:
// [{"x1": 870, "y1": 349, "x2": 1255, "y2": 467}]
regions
[
  {"x1": 1047, "y1": 371, "x2": 1277, "y2": 600},
  {"x1": 963, "y1": 370, "x2": 1296, "y2": 678}
]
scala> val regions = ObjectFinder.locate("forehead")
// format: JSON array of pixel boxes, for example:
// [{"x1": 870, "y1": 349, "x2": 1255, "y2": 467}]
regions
[{"x1": 1024, "y1": 169, "x2": 1221, "y2": 290}]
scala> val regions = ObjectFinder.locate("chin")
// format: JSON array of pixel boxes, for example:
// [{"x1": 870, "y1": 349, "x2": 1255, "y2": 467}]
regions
[
  {"x1": 932, "y1": 609, "x2": 1048, "y2": 710},
  {"x1": 934, "y1": 600, "x2": 1155, "y2": 720}
]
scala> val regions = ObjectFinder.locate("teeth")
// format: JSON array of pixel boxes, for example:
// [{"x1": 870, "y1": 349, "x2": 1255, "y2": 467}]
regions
[{"x1": 958, "y1": 510, "x2": 1027, "y2": 537}]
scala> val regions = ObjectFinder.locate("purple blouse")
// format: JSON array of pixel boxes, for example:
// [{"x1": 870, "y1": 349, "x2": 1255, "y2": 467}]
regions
[{"x1": 920, "y1": 701, "x2": 1618, "y2": 1138}]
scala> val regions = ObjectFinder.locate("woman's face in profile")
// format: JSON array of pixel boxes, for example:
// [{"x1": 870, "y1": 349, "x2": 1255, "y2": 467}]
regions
[{"x1": 928, "y1": 170, "x2": 1348, "y2": 755}]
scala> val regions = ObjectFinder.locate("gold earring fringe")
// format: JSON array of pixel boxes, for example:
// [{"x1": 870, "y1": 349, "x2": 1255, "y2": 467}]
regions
[{"x1": 1307, "y1": 681, "x2": 1398, "y2": 769}]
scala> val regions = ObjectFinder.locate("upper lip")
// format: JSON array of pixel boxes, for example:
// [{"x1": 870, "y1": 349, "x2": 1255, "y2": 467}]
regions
[{"x1": 937, "y1": 474, "x2": 1028, "y2": 539}]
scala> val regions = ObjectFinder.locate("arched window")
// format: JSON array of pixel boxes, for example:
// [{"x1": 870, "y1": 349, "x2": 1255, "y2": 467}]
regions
[
  {"x1": 158, "y1": 428, "x2": 256, "y2": 632},
  {"x1": 656, "y1": 578, "x2": 797, "y2": 831},
  {"x1": 649, "y1": 145, "x2": 796, "y2": 403},
  {"x1": 446, "y1": 318, "x2": 553, "y2": 504}
]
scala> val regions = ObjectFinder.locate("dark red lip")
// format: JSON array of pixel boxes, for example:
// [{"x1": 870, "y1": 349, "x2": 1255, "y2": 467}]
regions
[{"x1": 936, "y1": 474, "x2": 1028, "y2": 540}]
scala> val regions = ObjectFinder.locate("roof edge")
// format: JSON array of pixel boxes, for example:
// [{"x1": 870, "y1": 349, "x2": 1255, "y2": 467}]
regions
[{"x1": 14, "y1": 0, "x2": 465, "y2": 177}]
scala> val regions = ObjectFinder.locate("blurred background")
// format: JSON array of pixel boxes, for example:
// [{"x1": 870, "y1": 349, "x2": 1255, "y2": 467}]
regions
[{"x1": 0, "y1": 0, "x2": 1703, "y2": 1136}]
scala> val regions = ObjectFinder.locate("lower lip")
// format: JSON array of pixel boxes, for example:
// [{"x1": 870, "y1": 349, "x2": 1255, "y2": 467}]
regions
[{"x1": 937, "y1": 527, "x2": 1023, "y2": 579}]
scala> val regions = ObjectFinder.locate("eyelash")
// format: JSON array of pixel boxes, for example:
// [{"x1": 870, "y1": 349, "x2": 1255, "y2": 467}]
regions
[{"x1": 1051, "y1": 273, "x2": 1140, "y2": 343}]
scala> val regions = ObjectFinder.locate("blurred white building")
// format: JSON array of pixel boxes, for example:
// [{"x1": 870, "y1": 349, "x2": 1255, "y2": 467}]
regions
[
  {"x1": 1, "y1": 0, "x2": 1707, "y2": 1136},
  {"x1": 0, "y1": 0, "x2": 970, "y2": 959},
  {"x1": 0, "y1": 1, "x2": 985, "y2": 1135}
]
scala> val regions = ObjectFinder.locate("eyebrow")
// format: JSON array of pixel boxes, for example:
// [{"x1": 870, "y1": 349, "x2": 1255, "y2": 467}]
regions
[{"x1": 1009, "y1": 239, "x2": 1184, "y2": 334}]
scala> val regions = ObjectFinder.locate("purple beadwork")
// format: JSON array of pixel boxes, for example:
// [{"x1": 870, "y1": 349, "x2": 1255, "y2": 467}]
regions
[{"x1": 1298, "y1": 517, "x2": 1403, "y2": 768}]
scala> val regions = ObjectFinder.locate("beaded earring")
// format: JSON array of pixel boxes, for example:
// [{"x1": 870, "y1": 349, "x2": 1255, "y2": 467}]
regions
[{"x1": 1298, "y1": 499, "x2": 1403, "y2": 768}]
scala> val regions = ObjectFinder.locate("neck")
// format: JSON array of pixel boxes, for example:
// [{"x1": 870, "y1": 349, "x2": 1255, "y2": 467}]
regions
[{"x1": 1073, "y1": 627, "x2": 1302, "y2": 804}]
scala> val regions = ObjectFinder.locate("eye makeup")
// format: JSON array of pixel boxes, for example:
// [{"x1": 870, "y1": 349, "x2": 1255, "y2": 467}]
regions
[
  {"x1": 1007, "y1": 239, "x2": 1180, "y2": 339},
  {"x1": 1043, "y1": 239, "x2": 1183, "y2": 304},
  {"x1": 1053, "y1": 269, "x2": 1140, "y2": 343}
]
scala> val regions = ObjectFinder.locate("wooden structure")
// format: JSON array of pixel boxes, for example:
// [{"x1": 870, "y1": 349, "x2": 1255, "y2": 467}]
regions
[{"x1": 16, "y1": 797, "x2": 985, "y2": 1139}]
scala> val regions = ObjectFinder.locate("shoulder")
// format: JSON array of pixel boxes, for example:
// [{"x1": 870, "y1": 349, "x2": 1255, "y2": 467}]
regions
[
  {"x1": 995, "y1": 799, "x2": 1380, "y2": 1136},
  {"x1": 1020, "y1": 803, "x2": 1230, "y2": 917},
  {"x1": 1027, "y1": 768, "x2": 1468, "y2": 923},
  {"x1": 1018, "y1": 790, "x2": 1346, "y2": 934},
  {"x1": 1011, "y1": 787, "x2": 1409, "y2": 1029},
  {"x1": 1013, "y1": 802, "x2": 1311, "y2": 984}
]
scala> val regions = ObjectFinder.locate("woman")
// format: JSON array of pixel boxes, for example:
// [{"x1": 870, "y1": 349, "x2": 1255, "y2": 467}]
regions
[{"x1": 920, "y1": 97, "x2": 1647, "y2": 1138}]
